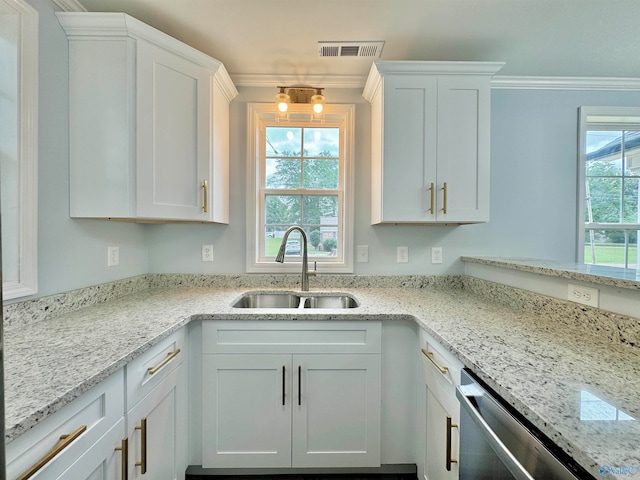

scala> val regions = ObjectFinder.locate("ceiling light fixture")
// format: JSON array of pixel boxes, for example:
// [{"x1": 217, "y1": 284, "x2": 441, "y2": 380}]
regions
[
  {"x1": 275, "y1": 86, "x2": 325, "y2": 114},
  {"x1": 275, "y1": 87, "x2": 290, "y2": 113}
]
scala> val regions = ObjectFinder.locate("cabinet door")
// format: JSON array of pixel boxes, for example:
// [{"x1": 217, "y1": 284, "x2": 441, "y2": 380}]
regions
[
  {"x1": 57, "y1": 419, "x2": 125, "y2": 480},
  {"x1": 136, "y1": 40, "x2": 212, "y2": 221},
  {"x1": 425, "y1": 389, "x2": 459, "y2": 480},
  {"x1": 436, "y1": 75, "x2": 491, "y2": 223},
  {"x1": 126, "y1": 366, "x2": 186, "y2": 480},
  {"x1": 379, "y1": 75, "x2": 438, "y2": 223},
  {"x1": 202, "y1": 354, "x2": 292, "y2": 468},
  {"x1": 292, "y1": 354, "x2": 381, "y2": 468}
]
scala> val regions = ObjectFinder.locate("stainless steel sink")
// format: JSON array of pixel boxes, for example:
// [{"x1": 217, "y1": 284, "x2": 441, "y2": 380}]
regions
[
  {"x1": 231, "y1": 292, "x2": 359, "y2": 309},
  {"x1": 231, "y1": 293, "x2": 301, "y2": 308},
  {"x1": 303, "y1": 295, "x2": 359, "y2": 309}
]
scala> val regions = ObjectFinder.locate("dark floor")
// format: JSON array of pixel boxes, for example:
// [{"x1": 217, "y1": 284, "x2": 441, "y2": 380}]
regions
[{"x1": 185, "y1": 464, "x2": 418, "y2": 480}]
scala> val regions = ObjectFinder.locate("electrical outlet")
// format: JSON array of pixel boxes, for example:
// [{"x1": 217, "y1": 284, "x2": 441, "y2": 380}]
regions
[
  {"x1": 397, "y1": 246, "x2": 409, "y2": 263},
  {"x1": 431, "y1": 247, "x2": 443, "y2": 264},
  {"x1": 202, "y1": 245, "x2": 214, "y2": 262},
  {"x1": 357, "y1": 245, "x2": 369, "y2": 263},
  {"x1": 107, "y1": 246, "x2": 119, "y2": 267},
  {"x1": 567, "y1": 284, "x2": 599, "y2": 307}
]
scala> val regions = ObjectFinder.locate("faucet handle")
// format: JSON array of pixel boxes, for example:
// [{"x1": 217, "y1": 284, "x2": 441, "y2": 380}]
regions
[{"x1": 309, "y1": 261, "x2": 317, "y2": 276}]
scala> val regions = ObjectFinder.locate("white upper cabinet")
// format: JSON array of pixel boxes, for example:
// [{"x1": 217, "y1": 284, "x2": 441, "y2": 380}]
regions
[
  {"x1": 363, "y1": 61, "x2": 503, "y2": 224},
  {"x1": 57, "y1": 12, "x2": 237, "y2": 223}
]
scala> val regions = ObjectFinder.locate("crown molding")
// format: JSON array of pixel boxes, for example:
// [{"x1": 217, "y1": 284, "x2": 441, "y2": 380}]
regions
[
  {"x1": 491, "y1": 75, "x2": 640, "y2": 91},
  {"x1": 53, "y1": 0, "x2": 87, "y2": 12},
  {"x1": 230, "y1": 73, "x2": 367, "y2": 89},
  {"x1": 232, "y1": 73, "x2": 640, "y2": 91}
]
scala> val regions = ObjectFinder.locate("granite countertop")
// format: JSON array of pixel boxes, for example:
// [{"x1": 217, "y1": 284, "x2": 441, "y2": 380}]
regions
[
  {"x1": 462, "y1": 256, "x2": 640, "y2": 290},
  {"x1": 4, "y1": 276, "x2": 640, "y2": 479}
]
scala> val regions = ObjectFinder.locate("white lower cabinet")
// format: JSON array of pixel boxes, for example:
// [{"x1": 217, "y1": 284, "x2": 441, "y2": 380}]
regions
[
  {"x1": 6, "y1": 369, "x2": 125, "y2": 480},
  {"x1": 126, "y1": 367, "x2": 186, "y2": 479},
  {"x1": 201, "y1": 321, "x2": 382, "y2": 469},
  {"x1": 5, "y1": 328, "x2": 187, "y2": 480},
  {"x1": 58, "y1": 419, "x2": 126, "y2": 480},
  {"x1": 417, "y1": 328, "x2": 463, "y2": 480},
  {"x1": 125, "y1": 330, "x2": 187, "y2": 480},
  {"x1": 202, "y1": 354, "x2": 291, "y2": 467},
  {"x1": 6, "y1": 318, "x2": 474, "y2": 479},
  {"x1": 425, "y1": 389, "x2": 460, "y2": 480}
]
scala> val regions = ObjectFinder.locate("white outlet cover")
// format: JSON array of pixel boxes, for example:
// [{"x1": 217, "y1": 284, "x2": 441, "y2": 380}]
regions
[
  {"x1": 202, "y1": 244, "x2": 214, "y2": 262},
  {"x1": 567, "y1": 283, "x2": 599, "y2": 308},
  {"x1": 431, "y1": 247, "x2": 443, "y2": 264},
  {"x1": 107, "y1": 246, "x2": 119, "y2": 267},
  {"x1": 397, "y1": 246, "x2": 409, "y2": 263}
]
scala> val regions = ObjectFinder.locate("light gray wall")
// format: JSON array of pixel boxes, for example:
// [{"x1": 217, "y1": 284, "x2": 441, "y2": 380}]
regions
[
  {"x1": 25, "y1": 0, "x2": 148, "y2": 300},
  {"x1": 24, "y1": 0, "x2": 640, "y2": 299},
  {"x1": 148, "y1": 86, "x2": 640, "y2": 275}
]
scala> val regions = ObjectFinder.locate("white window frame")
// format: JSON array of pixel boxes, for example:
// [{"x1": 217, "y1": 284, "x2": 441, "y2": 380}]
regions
[
  {"x1": 577, "y1": 106, "x2": 640, "y2": 269},
  {"x1": 246, "y1": 103, "x2": 355, "y2": 273},
  {"x1": 1, "y1": 0, "x2": 38, "y2": 300}
]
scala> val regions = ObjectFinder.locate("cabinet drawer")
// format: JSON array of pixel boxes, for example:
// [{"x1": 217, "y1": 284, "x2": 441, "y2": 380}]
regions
[
  {"x1": 6, "y1": 369, "x2": 124, "y2": 480},
  {"x1": 57, "y1": 418, "x2": 126, "y2": 480},
  {"x1": 203, "y1": 321, "x2": 381, "y2": 354},
  {"x1": 126, "y1": 329, "x2": 185, "y2": 409},
  {"x1": 419, "y1": 328, "x2": 462, "y2": 408}
]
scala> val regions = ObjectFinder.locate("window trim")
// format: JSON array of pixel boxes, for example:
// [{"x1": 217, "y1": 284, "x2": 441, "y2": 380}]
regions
[
  {"x1": 246, "y1": 103, "x2": 355, "y2": 273},
  {"x1": 1, "y1": 0, "x2": 38, "y2": 300},
  {"x1": 577, "y1": 106, "x2": 640, "y2": 267}
]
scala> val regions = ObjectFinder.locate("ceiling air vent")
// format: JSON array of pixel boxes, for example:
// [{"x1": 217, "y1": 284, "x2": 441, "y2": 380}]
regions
[{"x1": 318, "y1": 41, "x2": 385, "y2": 58}]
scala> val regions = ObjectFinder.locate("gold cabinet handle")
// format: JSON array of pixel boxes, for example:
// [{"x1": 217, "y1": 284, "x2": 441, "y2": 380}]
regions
[
  {"x1": 446, "y1": 416, "x2": 459, "y2": 471},
  {"x1": 147, "y1": 348, "x2": 181, "y2": 375},
  {"x1": 17, "y1": 425, "x2": 87, "y2": 480},
  {"x1": 421, "y1": 348, "x2": 448, "y2": 375},
  {"x1": 428, "y1": 182, "x2": 435, "y2": 215},
  {"x1": 441, "y1": 182, "x2": 447, "y2": 214},
  {"x1": 202, "y1": 179, "x2": 208, "y2": 213},
  {"x1": 114, "y1": 436, "x2": 128, "y2": 480},
  {"x1": 135, "y1": 417, "x2": 147, "y2": 474}
]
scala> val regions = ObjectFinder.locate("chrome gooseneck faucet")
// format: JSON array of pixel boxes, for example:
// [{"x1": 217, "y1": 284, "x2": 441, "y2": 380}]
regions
[{"x1": 275, "y1": 226, "x2": 316, "y2": 291}]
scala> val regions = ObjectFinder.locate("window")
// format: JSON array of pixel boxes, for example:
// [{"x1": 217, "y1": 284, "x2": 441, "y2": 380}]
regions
[
  {"x1": 247, "y1": 103, "x2": 354, "y2": 273},
  {"x1": 578, "y1": 107, "x2": 640, "y2": 269}
]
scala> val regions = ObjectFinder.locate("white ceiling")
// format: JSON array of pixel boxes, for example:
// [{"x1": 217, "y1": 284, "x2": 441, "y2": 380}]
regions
[{"x1": 74, "y1": 0, "x2": 640, "y2": 87}]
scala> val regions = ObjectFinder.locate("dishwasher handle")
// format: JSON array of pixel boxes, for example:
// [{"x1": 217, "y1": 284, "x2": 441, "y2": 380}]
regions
[{"x1": 456, "y1": 383, "x2": 535, "y2": 480}]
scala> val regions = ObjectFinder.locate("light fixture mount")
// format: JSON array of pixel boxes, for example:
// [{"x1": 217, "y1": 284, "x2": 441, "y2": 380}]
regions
[{"x1": 275, "y1": 86, "x2": 325, "y2": 114}]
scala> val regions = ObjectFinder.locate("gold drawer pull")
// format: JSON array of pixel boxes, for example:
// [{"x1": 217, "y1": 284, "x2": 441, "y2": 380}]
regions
[
  {"x1": 114, "y1": 436, "x2": 128, "y2": 480},
  {"x1": 421, "y1": 348, "x2": 448, "y2": 375},
  {"x1": 135, "y1": 417, "x2": 147, "y2": 473},
  {"x1": 446, "y1": 415, "x2": 459, "y2": 471},
  {"x1": 147, "y1": 348, "x2": 181, "y2": 375},
  {"x1": 17, "y1": 425, "x2": 87, "y2": 480}
]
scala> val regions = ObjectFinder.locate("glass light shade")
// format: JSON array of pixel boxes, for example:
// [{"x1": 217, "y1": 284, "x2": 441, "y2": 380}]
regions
[
  {"x1": 275, "y1": 92, "x2": 290, "y2": 113},
  {"x1": 311, "y1": 94, "x2": 325, "y2": 114}
]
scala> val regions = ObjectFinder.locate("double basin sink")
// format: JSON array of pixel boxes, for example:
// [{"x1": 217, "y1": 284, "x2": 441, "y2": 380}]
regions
[{"x1": 232, "y1": 292, "x2": 359, "y2": 309}]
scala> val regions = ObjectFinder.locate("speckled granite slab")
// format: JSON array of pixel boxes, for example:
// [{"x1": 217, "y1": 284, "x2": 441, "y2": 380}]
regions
[
  {"x1": 3, "y1": 274, "x2": 462, "y2": 330},
  {"x1": 462, "y1": 256, "x2": 640, "y2": 290},
  {"x1": 3, "y1": 275, "x2": 153, "y2": 330},
  {"x1": 4, "y1": 274, "x2": 640, "y2": 479},
  {"x1": 462, "y1": 276, "x2": 640, "y2": 349}
]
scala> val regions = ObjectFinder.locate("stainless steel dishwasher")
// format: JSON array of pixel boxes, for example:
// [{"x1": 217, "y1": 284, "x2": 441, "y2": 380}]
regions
[{"x1": 455, "y1": 369, "x2": 595, "y2": 480}]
